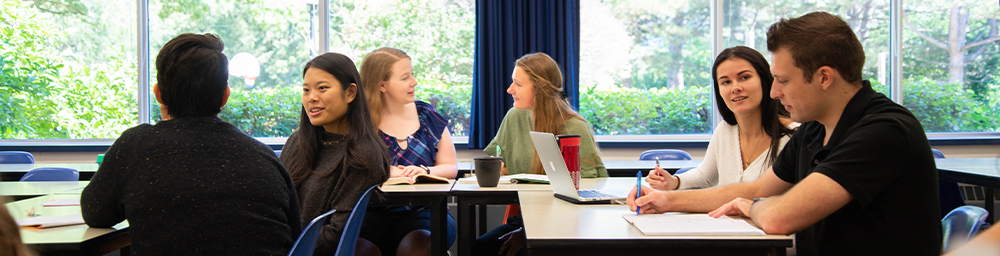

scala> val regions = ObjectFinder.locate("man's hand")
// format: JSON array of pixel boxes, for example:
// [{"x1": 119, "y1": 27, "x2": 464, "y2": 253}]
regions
[{"x1": 708, "y1": 197, "x2": 753, "y2": 218}]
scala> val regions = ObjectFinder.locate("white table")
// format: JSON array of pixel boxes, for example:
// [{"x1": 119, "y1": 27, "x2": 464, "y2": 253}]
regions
[
  {"x1": 0, "y1": 181, "x2": 89, "y2": 200},
  {"x1": 517, "y1": 190, "x2": 793, "y2": 256},
  {"x1": 378, "y1": 180, "x2": 457, "y2": 256},
  {"x1": 6, "y1": 194, "x2": 129, "y2": 255},
  {"x1": 936, "y1": 158, "x2": 1000, "y2": 222}
]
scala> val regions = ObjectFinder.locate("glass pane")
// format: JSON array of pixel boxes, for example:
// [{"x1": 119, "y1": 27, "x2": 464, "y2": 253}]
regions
[
  {"x1": 903, "y1": 0, "x2": 1000, "y2": 132},
  {"x1": 1, "y1": 0, "x2": 138, "y2": 139},
  {"x1": 580, "y1": 0, "x2": 714, "y2": 135},
  {"x1": 329, "y1": 0, "x2": 475, "y2": 136},
  {"x1": 722, "y1": 0, "x2": 892, "y2": 96},
  {"x1": 149, "y1": 0, "x2": 314, "y2": 137}
]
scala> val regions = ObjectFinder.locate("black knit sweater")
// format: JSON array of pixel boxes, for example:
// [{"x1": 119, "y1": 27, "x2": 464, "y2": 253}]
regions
[
  {"x1": 281, "y1": 130, "x2": 388, "y2": 256},
  {"x1": 82, "y1": 117, "x2": 301, "y2": 256}
]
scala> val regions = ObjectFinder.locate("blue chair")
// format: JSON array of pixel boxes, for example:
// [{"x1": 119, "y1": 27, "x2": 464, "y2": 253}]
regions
[
  {"x1": 942, "y1": 205, "x2": 990, "y2": 253},
  {"x1": 933, "y1": 148, "x2": 967, "y2": 218},
  {"x1": 288, "y1": 209, "x2": 336, "y2": 256},
  {"x1": 286, "y1": 185, "x2": 378, "y2": 256},
  {"x1": 639, "y1": 149, "x2": 693, "y2": 161},
  {"x1": 0, "y1": 151, "x2": 34, "y2": 164},
  {"x1": 20, "y1": 167, "x2": 79, "y2": 181},
  {"x1": 335, "y1": 185, "x2": 378, "y2": 256}
]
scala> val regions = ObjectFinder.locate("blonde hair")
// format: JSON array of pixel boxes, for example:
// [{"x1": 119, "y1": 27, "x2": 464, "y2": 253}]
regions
[
  {"x1": 516, "y1": 53, "x2": 588, "y2": 174},
  {"x1": 359, "y1": 47, "x2": 410, "y2": 130}
]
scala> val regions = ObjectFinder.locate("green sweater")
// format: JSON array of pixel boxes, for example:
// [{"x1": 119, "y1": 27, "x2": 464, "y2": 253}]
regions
[{"x1": 484, "y1": 108, "x2": 607, "y2": 178}]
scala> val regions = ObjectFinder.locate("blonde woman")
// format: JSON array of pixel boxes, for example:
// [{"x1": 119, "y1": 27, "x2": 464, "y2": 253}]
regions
[
  {"x1": 484, "y1": 52, "x2": 607, "y2": 177},
  {"x1": 473, "y1": 53, "x2": 606, "y2": 256},
  {"x1": 358, "y1": 47, "x2": 458, "y2": 256}
]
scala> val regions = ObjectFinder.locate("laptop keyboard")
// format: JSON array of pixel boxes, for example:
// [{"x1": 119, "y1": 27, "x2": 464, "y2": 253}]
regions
[{"x1": 578, "y1": 190, "x2": 619, "y2": 199}]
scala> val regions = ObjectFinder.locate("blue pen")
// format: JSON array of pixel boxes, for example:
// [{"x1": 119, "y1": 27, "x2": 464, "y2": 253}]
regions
[{"x1": 636, "y1": 171, "x2": 642, "y2": 215}]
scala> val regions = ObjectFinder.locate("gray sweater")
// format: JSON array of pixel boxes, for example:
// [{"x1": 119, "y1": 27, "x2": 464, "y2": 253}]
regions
[
  {"x1": 281, "y1": 130, "x2": 389, "y2": 256},
  {"x1": 82, "y1": 117, "x2": 301, "y2": 256}
]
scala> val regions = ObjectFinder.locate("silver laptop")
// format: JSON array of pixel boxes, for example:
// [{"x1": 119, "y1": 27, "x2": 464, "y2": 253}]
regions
[{"x1": 529, "y1": 131, "x2": 629, "y2": 204}]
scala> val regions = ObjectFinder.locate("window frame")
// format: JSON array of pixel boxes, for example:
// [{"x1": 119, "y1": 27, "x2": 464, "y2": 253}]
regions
[{"x1": 2, "y1": 0, "x2": 999, "y2": 150}]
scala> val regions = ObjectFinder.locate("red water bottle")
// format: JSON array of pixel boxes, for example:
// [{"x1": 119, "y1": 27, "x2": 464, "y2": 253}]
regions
[{"x1": 557, "y1": 134, "x2": 581, "y2": 190}]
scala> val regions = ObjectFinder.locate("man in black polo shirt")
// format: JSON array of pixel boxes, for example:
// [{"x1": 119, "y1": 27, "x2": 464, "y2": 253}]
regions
[{"x1": 627, "y1": 11, "x2": 941, "y2": 255}]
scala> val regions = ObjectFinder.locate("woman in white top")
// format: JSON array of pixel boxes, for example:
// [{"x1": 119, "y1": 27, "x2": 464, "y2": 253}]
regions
[{"x1": 647, "y1": 46, "x2": 796, "y2": 190}]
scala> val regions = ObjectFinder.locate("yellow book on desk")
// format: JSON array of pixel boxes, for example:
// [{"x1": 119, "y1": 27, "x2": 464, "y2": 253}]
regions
[{"x1": 384, "y1": 174, "x2": 450, "y2": 185}]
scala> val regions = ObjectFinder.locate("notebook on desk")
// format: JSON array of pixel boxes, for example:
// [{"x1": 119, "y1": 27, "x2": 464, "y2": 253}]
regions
[
  {"x1": 529, "y1": 131, "x2": 629, "y2": 204},
  {"x1": 621, "y1": 214, "x2": 766, "y2": 236}
]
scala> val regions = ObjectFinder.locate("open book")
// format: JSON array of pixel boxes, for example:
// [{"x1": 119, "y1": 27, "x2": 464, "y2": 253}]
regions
[
  {"x1": 384, "y1": 173, "x2": 450, "y2": 185},
  {"x1": 621, "y1": 213, "x2": 766, "y2": 236},
  {"x1": 458, "y1": 174, "x2": 550, "y2": 185}
]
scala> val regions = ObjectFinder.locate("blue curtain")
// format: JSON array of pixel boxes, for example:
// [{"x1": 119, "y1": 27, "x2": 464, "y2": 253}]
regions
[{"x1": 468, "y1": 0, "x2": 580, "y2": 149}]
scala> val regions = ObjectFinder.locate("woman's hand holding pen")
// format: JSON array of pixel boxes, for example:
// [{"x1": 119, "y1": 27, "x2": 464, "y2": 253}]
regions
[
  {"x1": 646, "y1": 166, "x2": 680, "y2": 190},
  {"x1": 627, "y1": 185, "x2": 670, "y2": 214}
]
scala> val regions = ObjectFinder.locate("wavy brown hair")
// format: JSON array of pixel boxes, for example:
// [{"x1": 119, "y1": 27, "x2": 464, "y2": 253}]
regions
[
  {"x1": 712, "y1": 46, "x2": 794, "y2": 167},
  {"x1": 359, "y1": 47, "x2": 410, "y2": 131},
  {"x1": 517, "y1": 53, "x2": 591, "y2": 174}
]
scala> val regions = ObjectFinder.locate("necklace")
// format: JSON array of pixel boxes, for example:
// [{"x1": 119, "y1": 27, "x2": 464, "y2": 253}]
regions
[
  {"x1": 740, "y1": 130, "x2": 765, "y2": 167},
  {"x1": 322, "y1": 136, "x2": 345, "y2": 145}
]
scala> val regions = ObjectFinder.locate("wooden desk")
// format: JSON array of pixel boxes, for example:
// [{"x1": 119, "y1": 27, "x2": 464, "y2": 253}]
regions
[
  {"x1": 0, "y1": 163, "x2": 100, "y2": 181},
  {"x1": 936, "y1": 158, "x2": 1000, "y2": 222},
  {"x1": 517, "y1": 191, "x2": 792, "y2": 256},
  {"x1": 457, "y1": 160, "x2": 702, "y2": 177},
  {"x1": 6, "y1": 194, "x2": 129, "y2": 255},
  {"x1": 376, "y1": 181, "x2": 456, "y2": 256},
  {"x1": 451, "y1": 179, "x2": 551, "y2": 256},
  {"x1": 0, "y1": 181, "x2": 90, "y2": 200}
]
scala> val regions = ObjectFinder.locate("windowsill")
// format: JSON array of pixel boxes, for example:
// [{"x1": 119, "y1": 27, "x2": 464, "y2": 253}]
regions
[{"x1": 3, "y1": 133, "x2": 999, "y2": 152}]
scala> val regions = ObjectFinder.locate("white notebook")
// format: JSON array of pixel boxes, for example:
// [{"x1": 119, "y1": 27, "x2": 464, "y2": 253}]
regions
[
  {"x1": 621, "y1": 213, "x2": 766, "y2": 236},
  {"x1": 16, "y1": 213, "x2": 85, "y2": 229}
]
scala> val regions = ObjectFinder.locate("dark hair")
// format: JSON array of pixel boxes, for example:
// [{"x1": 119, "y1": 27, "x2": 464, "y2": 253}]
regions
[
  {"x1": 712, "y1": 46, "x2": 794, "y2": 166},
  {"x1": 766, "y1": 11, "x2": 865, "y2": 84},
  {"x1": 155, "y1": 33, "x2": 229, "y2": 117},
  {"x1": 281, "y1": 52, "x2": 390, "y2": 185}
]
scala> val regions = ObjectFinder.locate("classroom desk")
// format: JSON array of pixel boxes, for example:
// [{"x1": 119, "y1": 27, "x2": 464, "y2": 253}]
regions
[
  {"x1": 517, "y1": 190, "x2": 793, "y2": 256},
  {"x1": 375, "y1": 181, "x2": 456, "y2": 256},
  {"x1": 0, "y1": 163, "x2": 100, "y2": 181},
  {"x1": 6, "y1": 194, "x2": 129, "y2": 255},
  {"x1": 0, "y1": 181, "x2": 90, "y2": 200},
  {"x1": 935, "y1": 158, "x2": 1000, "y2": 223},
  {"x1": 456, "y1": 160, "x2": 702, "y2": 178},
  {"x1": 451, "y1": 179, "x2": 552, "y2": 256}
]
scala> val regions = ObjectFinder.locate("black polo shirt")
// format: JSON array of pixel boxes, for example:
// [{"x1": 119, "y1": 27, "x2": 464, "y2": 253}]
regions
[{"x1": 772, "y1": 80, "x2": 941, "y2": 256}]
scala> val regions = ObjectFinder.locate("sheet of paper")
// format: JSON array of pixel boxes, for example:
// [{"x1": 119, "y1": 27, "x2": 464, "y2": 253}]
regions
[
  {"x1": 457, "y1": 175, "x2": 514, "y2": 184},
  {"x1": 15, "y1": 213, "x2": 85, "y2": 229},
  {"x1": 42, "y1": 198, "x2": 80, "y2": 206},
  {"x1": 621, "y1": 213, "x2": 766, "y2": 236}
]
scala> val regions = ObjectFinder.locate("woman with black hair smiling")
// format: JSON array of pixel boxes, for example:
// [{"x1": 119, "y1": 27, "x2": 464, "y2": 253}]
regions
[
  {"x1": 280, "y1": 52, "x2": 389, "y2": 256},
  {"x1": 645, "y1": 46, "x2": 796, "y2": 191}
]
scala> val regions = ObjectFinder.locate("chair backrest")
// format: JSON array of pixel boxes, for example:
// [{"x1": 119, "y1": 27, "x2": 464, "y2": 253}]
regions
[
  {"x1": 931, "y1": 148, "x2": 946, "y2": 159},
  {"x1": 942, "y1": 205, "x2": 990, "y2": 253},
  {"x1": 335, "y1": 185, "x2": 379, "y2": 256},
  {"x1": 288, "y1": 209, "x2": 336, "y2": 256},
  {"x1": 20, "y1": 167, "x2": 79, "y2": 181},
  {"x1": 0, "y1": 151, "x2": 34, "y2": 164},
  {"x1": 639, "y1": 149, "x2": 693, "y2": 161}
]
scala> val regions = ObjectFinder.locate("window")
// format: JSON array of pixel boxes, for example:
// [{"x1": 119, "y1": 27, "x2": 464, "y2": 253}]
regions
[
  {"x1": 580, "y1": 0, "x2": 714, "y2": 135},
  {"x1": 1, "y1": 0, "x2": 137, "y2": 139},
  {"x1": 903, "y1": 0, "x2": 1000, "y2": 132},
  {"x1": 722, "y1": 0, "x2": 891, "y2": 97},
  {"x1": 149, "y1": 0, "x2": 315, "y2": 137},
  {"x1": 328, "y1": 0, "x2": 475, "y2": 136}
]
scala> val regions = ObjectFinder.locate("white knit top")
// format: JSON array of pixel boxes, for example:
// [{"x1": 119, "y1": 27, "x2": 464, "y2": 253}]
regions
[{"x1": 676, "y1": 122, "x2": 797, "y2": 190}]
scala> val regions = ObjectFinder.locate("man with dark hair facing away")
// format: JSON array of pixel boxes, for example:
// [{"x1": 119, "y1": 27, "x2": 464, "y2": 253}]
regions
[{"x1": 82, "y1": 33, "x2": 301, "y2": 255}]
